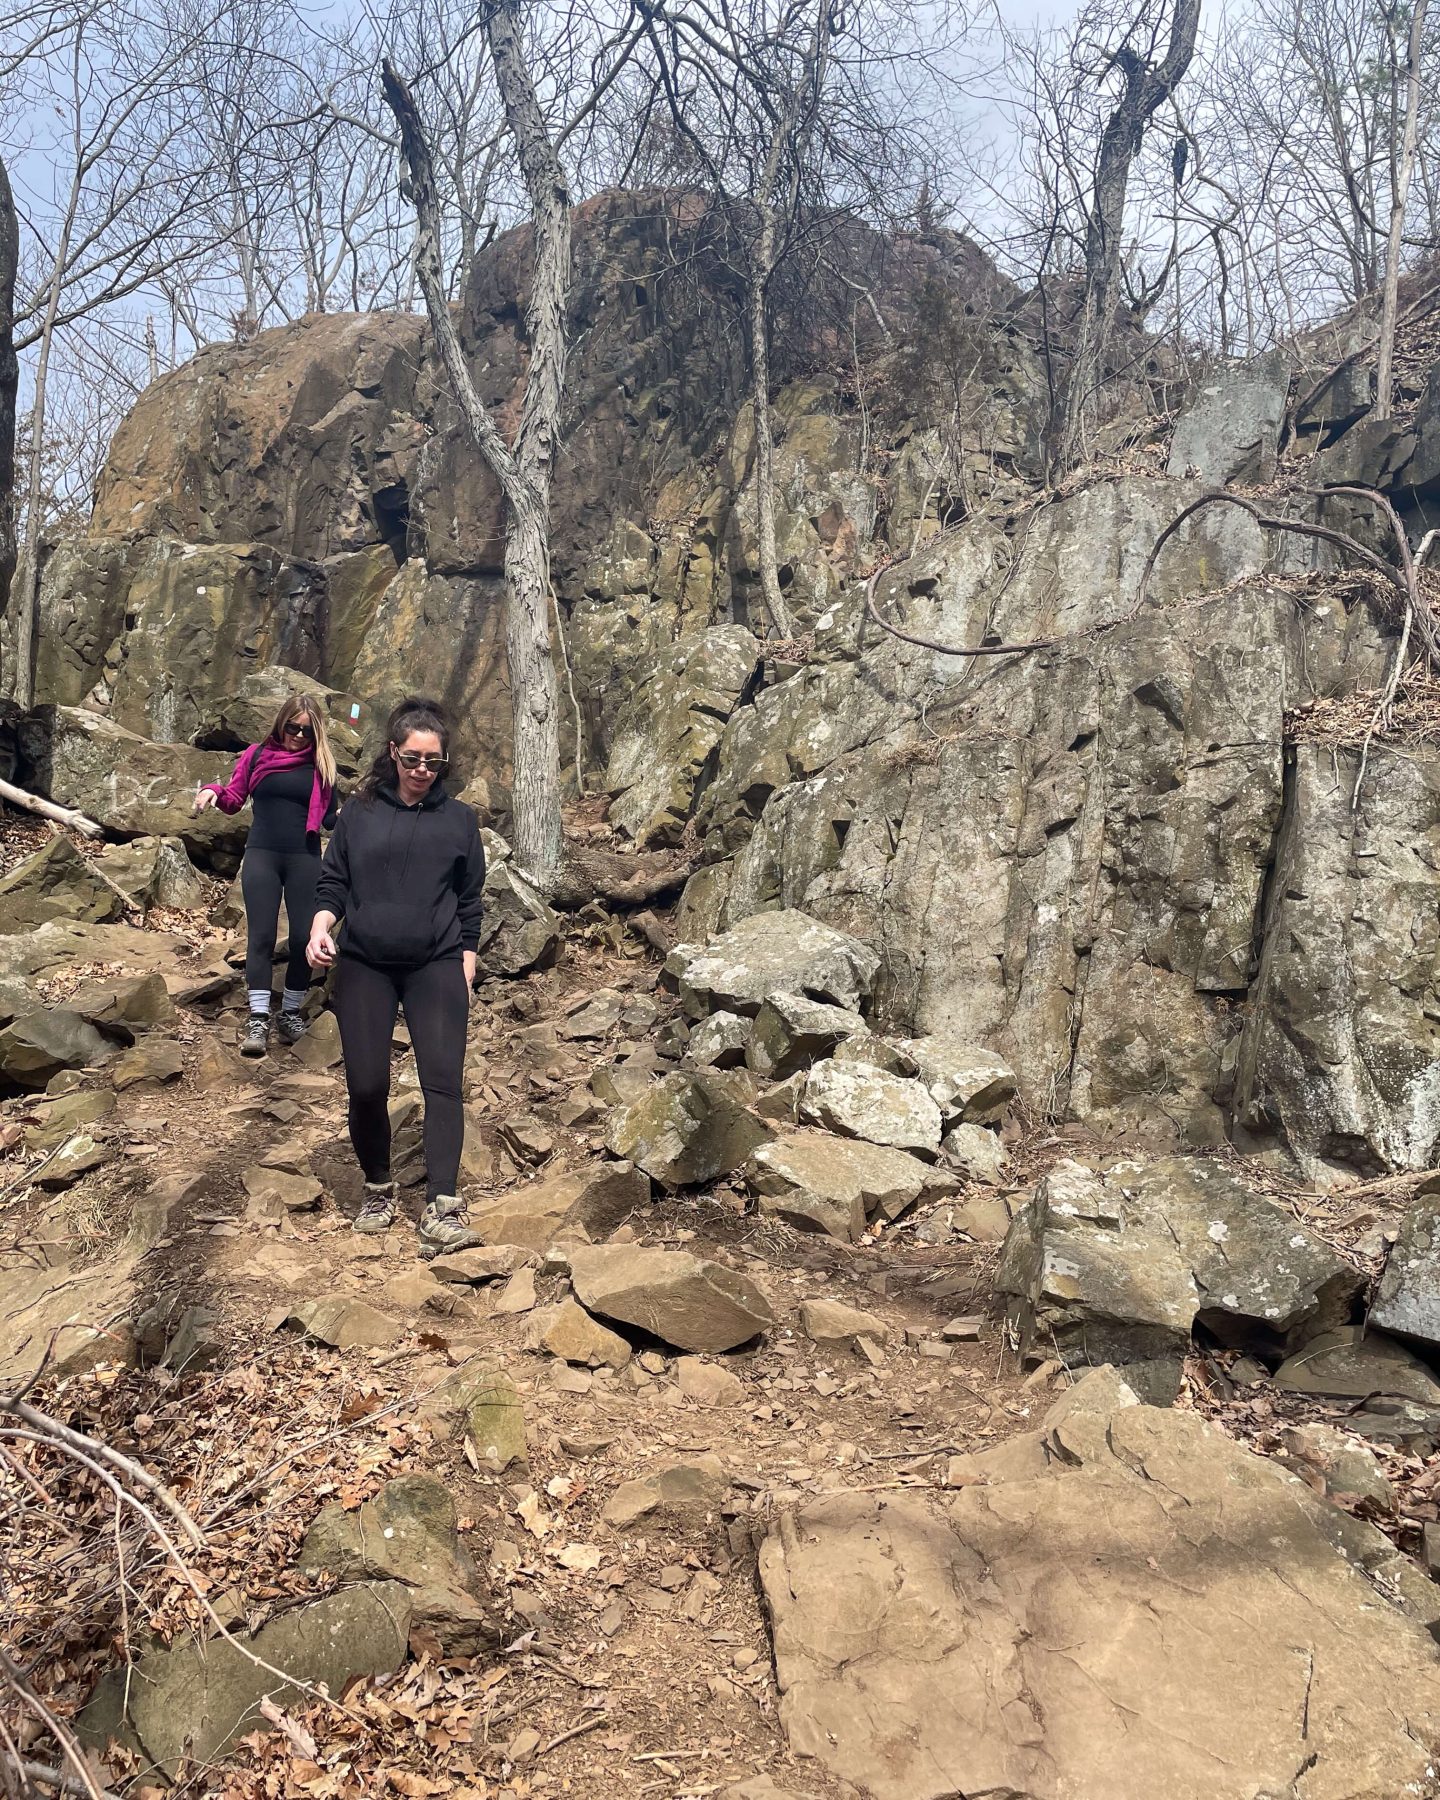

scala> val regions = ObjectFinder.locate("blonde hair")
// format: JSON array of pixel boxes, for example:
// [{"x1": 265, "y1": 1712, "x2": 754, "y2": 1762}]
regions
[{"x1": 267, "y1": 691, "x2": 338, "y2": 789}]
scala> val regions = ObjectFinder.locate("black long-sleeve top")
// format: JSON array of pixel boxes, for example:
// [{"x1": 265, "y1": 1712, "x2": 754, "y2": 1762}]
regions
[{"x1": 315, "y1": 781, "x2": 485, "y2": 965}]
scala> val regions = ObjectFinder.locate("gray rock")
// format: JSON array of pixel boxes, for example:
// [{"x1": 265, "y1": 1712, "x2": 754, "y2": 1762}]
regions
[
  {"x1": 687, "y1": 1010, "x2": 752, "y2": 1068},
  {"x1": 474, "y1": 858, "x2": 560, "y2": 977},
  {"x1": 112, "y1": 1037, "x2": 185, "y2": 1089},
  {"x1": 1370, "y1": 1196, "x2": 1440, "y2": 1352},
  {"x1": 606, "y1": 625, "x2": 760, "y2": 846},
  {"x1": 760, "y1": 1400, "x2": 1440, "y2": 1800},
  {"x1": 745, "y1": 991, "x2": 866, "y2": 1079},
  {"x1": 1166, "y1": 349, "x2": 1292, "y2": 484},
  {"x1": 92, "y1": 835, "x2": 207, "y2": 912},
  {"x1": 938, "y1": 1122, "x2": 1007, "y2": 1183},
  {"x1": 665, "y1": 909, "x2": 878, "y2": 1020},
  {"x1": 996, "y1": 1156, "x2": 1361, "y2": 1375},
  {"x1": 570, "y1": 1243, "x2": 775, "y2": 1352},
  {"x1": 1274, "y1": 1325, "x2": 1440, "y2": 1405},
  {"x1": 895, "y1": 1036, "x2": 1016, "y2": 1125},
  {"x1": 0, "y1": 836, "x2": 127, "y2": 933},
  {"x1": 799, "y1": 1061, "x2": 942, "y2": 1157},
  {"x1": 605, "y1": 1069, "x2": 772, "y2": 1188},
  {"x1": 299, "y1": 1472, "x2": 498, "y2": 1654},
  {"x1": 282, "y1": 1296, "x2": 400, "y2": 1350},
  {"x1": 79, "y1": 1582, "x2": 411, "y2": 1778},
  {"x1": 0, "y1": 1007, "x2": 113, "y2": 1089},
  {"x1": 746, "y1": 1130, "x2": 933, "y2": 1241}
]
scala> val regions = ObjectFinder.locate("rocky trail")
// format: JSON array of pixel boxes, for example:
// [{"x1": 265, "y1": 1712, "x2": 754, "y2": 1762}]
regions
[{"x1": 5, "y1": 806, "x2": 1440, "y2": 1800}]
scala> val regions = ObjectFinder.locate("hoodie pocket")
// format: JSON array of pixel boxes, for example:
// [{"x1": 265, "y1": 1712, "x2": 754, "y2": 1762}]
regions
[{"x1": 347, "y1": 900, "x2": 435, "y2": 967}]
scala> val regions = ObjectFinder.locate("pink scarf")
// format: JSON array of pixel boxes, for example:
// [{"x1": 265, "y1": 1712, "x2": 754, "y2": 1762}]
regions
[{"x1": 203, "y1": 742, "x2": 333, "y2": 836}]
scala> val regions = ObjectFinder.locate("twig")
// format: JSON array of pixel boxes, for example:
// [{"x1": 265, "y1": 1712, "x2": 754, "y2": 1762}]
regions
[
  {"x1": 539, "y1": 1713, "x2": 607, "y2": 1756},
  {"x1": 11, "y1": 1763, "x2": 116, "y2": 1799}
]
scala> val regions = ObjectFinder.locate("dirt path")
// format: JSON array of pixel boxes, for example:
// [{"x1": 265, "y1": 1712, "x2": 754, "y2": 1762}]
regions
[{"x1": 1, "y1": 868, "x2": 1044, "y2": 1800}]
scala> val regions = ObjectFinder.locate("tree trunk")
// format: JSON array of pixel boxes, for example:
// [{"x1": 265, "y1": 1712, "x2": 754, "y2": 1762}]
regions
[
  {"x1": 1375, "y1": 0, "x2": 1429, "y2": 421},
  {"x1": 0, "y1": 156, "x2": 17, "y2": 631},
  {"x1": 503, "y1": 501, "x2": 562, "y2": 879},
  {"x1": 748, "y1": 239, "x2": 793, "y2": 641},
  {"x1": 1049, "y1": 0, "x2": 1201, "y2": 477}
]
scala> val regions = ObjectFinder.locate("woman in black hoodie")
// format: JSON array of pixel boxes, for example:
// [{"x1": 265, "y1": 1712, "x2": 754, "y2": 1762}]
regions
[{"x1": 307, "y1": 696, "x2": 486, "y2": 1257}]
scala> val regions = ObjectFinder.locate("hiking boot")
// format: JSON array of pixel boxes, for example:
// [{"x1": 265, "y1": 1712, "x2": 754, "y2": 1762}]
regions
[
  {"x1": 239, "y1": 1013, "x2": 270, "y2": 1058},
  {"x1": 274, "y1": 1010, "x2": 308, "y2": 1046},
  {"x1": 417, "y1": 1194, "x2": 484, "y2": 1259},
  {"x1": 353, "y1": 1180, "x2": 398, "y2": 1234}
]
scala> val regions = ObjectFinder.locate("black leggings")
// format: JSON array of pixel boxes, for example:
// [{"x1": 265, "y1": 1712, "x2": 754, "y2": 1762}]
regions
[
  {"x1": 333, "y1": 956, "x2": 469, "y2": 1202},
  {"x1": 241, "y1": 848, "x2": 320, "y2": 993}
]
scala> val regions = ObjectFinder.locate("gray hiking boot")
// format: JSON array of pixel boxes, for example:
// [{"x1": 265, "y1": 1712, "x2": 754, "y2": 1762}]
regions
[
  {"x1": 417, "y1": 1194, "x2": 484, "y2": 1260},
  {"x1": 274, "y1": 1010, "x2": 307, "y2": 1046},
  {"x1": 240, "y1": 1012, "x2": 270, "y2": 1058},
  {"x1": 354, "y1": 1180, "x2": 398, "y2": 1234}
]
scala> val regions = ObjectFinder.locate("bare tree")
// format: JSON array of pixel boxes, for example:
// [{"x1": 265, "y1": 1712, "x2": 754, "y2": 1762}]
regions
[
  {"x1": 1047, "y1": 0, "x2": 1200, "y2": 475},
  {"x1": 381, "y1": 8, "x2": 573, "y2": 881},
  {"x1": 1376, "y1": 0, "x2": 1431, "y2": 418},
  {"x1": 0, "y1": 156, "x2": 16, "y2": 627}
]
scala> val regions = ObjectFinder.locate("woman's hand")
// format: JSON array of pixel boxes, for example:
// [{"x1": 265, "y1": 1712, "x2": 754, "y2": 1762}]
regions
[
  {"x1": 192, "y1": 786, "x2": 217, "y2": 815},
  {"x1": 307, "y1": 915, "x2": 339, "y2": 969},
  {"x1": 463, "y1": 950, "x2": 477, "y2": 990}
]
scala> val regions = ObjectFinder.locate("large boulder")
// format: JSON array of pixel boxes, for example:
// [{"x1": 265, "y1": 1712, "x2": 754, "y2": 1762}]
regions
[
  {"x1": 605, "y1": 625, "x2": 760, "y2": 846},
  {"x1": 996, "y1": 1157, "x2": 1362, "y2": 1381},
  {"x1": 1165, "y1": 349, "x2": 1292, "y2": 485},
  {"x1": 665, "y1": 909, "x2": 879, "y2": 1020},
  {"x1": 604, "y1": 1070, "x2": 773, "y2": 1188},
  {"x1": 569, "y1": 1242, "x2": 776, "y2": 1352},
  {"x1": 92, "y1": 836, "x2": 207, "y2": 912},
  {"x1": 746, "y1": 1130, "x2": 935, "y2": 1240},
  {"x1": 894, "y1": 1036, "x2": 1017, "y2": 1126},
  {"x1": 22, "y1": 707, "x2": 244, "y2": 870},
  {"x1": 0, "y1": 835, "x2": 126, "y2": 932},
  {"x1": 759, "y1": 1391, "x2": 1440, "y2": 1800}
]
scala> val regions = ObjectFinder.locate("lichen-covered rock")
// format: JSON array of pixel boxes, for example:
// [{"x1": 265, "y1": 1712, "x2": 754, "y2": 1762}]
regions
[
  {"x1": 605, "y1": 1070, "x2": 772, "y2": 1188},
  {"x1": 687, "y1": 1010, "x2": 752, "y2": 1068},
  {"x1": 666, "y1": 909, "x2": 879, "y2": 1020},
  {"x1": 299, "y1": 1472, "x2": 498, "y2": 1654},
  {"x1": 1165, "y1": 349, "x2": 1292, "y2": 485},
  {"x1": 745, "y1": 992, "x2": 866, "y2": 1079},
  {"x1": 938, "y1": 1122, "x2": 1007, "y2": 1184},
  {"x1": 1370, "y1": 1195, "x2": 1440, "y2": 1353},
  {"x1": 747, "y1": 1130, "x2": 933, "y2": 1241},
  {"x1": 895, "y1": 1037, "x2": 1016, "y2": 1125},
  {"x1": 474, "y1": 857, "x2": 560, "y2": 978},
  {"x1": 996, "y1": 1157, "x2": 1361, "y2": 1376},
  {"x1": 606, "y1": 625, "x2": 760, "y2": 846},
  {"x1": 570, "y1": 1243, "x2": 775, "y2": 1352},
  {"x1": 799, "y1": 1061, "x2": 942, "y2": 1157}
]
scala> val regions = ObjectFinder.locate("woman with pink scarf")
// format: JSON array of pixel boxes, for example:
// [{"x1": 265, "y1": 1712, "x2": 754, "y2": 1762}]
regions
[{"x1": 194, "y1": 692, "x2": 339, "y2": 1058}]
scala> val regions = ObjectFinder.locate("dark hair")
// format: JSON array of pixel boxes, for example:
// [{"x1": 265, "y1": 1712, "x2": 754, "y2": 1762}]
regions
[{"x1": 356, "y1": 696, "x2": 451, "y2": 801}]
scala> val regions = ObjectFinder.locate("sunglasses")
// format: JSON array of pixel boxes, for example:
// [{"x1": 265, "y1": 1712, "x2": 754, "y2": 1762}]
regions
[
  {"x1": 394, "y1": 750, "x2": 448, "y2": 771},
  {"x1": 283, "y1": 721, "x2": 314, "y2": 740}
]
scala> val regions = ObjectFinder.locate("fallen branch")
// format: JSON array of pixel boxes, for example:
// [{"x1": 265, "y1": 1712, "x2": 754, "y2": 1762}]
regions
[{"x1": 0, "y1": 777, "x2": 103, "y2": 840}]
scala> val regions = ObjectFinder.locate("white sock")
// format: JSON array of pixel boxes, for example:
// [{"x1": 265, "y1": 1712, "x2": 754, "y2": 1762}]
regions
[
  {"x1": 281, "y1": 987, "x2": 307, "y2": 1015},
  {"x1": 247, "y1": 989, "x2": 272, "y2": 1017}
]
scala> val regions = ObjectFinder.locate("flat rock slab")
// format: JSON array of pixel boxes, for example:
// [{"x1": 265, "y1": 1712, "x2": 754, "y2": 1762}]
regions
[
  {"x1": 1274, "y1": 1325, "x2": 1440, "y2": 1405},
  {"x1": 283, "y1": 1297, "x2": 400, "y2": 1350},
  {"x1": 666, "y1": 909, "x2": 878, "y2": 1020},
  {"x1": 602, "y1": 1453, "x2": 730, "y2": 1527},
  {"x1": 996, "y1": 1156, "x2": 1361, "y2": 1371},
  {"x1": 525, "y1": 1298, "x2": 633, "y2": 1369},
  {"x1": 760, "y1": 1398, "x2": 1440, "y2": 1800},
  {"x1": 570, "y1": 1243, "x2": 775, "y2": 1352},
  {"x1": 1370, "y1": 1196, "x2": 1440, "y2": 1353}
]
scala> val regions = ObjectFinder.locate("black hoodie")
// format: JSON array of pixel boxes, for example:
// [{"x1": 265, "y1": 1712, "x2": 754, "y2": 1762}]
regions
[{"x1": 315, "y1": 781, "x2": 485, "y2": 967}]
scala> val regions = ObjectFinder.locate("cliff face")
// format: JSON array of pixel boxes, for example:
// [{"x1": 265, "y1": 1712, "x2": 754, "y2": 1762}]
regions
[{"x1": 33, "y1": 190, "x2": 1440, "y2": 1176}]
